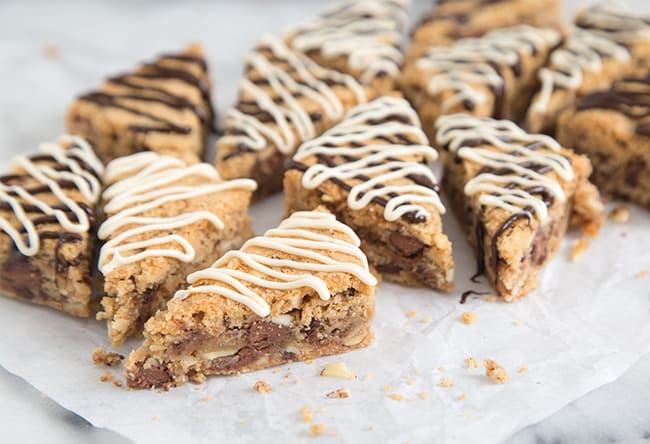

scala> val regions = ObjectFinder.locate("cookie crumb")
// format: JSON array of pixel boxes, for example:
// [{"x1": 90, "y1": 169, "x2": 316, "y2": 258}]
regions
[
  {"x1": 92, "y1": 346, "x2": 124, "y2": 367},
  {"x1": 388, "y1": 393, "x2": 404, "y2": 401},
  {"x1": 485, "y1": 295, "x2": 497, "y2": 303},
  {"x1": 252, "y1": 380, "x2": 273, "y2": 393},
  {"x1": 113, "y1": 380, "x2": 123, "y2": 388},
  {"x1": 419, "y1": 390, "x2": 429, "y2": 400},
  {"x1": 43, "y1": 44, "x2": 61, "y2": 60},
  {"x1": 305, "y1": 359, "x2": 314, "y2": 365},
  {"x1": 405, "y1": 379, "x2": 416, "y2": 386},
  {"x1": 609, "y1": 206, "x2": 630, "y2": 223},
  {"x1": 99, "y1": 371, "x2": 113, "y2": 383},
  {"x1": 439, "y1": 377, "x2": 454, "y2": 388},
  {"x1": 484, "y1": 359, "x2": 509, "y2": 384},
  {"x1": 152, "y1": 416, "x2": 160, "y2": 421},
  {"x1": 326, "y1": 388, "x2": 350, "y2": 399},
  {"x1": 513, "y1": 320, "x2": 523, "y2": 327},
  {"x1": 295, "y1": 378, "x2": 303, "y2": 385},
  {"x1": 637, "y1": 270, "x2": 649, "y2": 278},
  {"x1": 570, "y1": 237, "x2": 589, "y2": 261},
  {"x1": 320, "y1": 362, "x2": 355, "y2": 379},
  {"x1": 420, "y1": 317, "x2": 430, "y2": 324},
  {"x1": 518, "y1": 366, "x2": 529, "y2": 374},
  {"x1": 301, "y1": 406, "x2": 314, "y2": 423},
  {"x1": 190, "y1": 373, "x2": 207, "y2": 384},
  {"x1": 383, "y1": 383, "x2": 391, "y2": 392},
  {"x1": 465, "y1": 357, "x2": 479, "y2": 369},
  {"x1": 203, "y1": 395, "x2": 212, "y2": 401},
  {"x1": 406, "y1": 310, "x2": 418, "y2": 319},
  {"x1": 459, "y1": 393, "x2": 467, "y2": 401},
  {"x1": 438, "y1": 366, "x2": 446, "y2": 372},
  {"x1": 461, "y1": 312, "x2": 476, "y2": 324},
  {"x1": 309, "y1": 424, "x2": 327, "y2": 436}
]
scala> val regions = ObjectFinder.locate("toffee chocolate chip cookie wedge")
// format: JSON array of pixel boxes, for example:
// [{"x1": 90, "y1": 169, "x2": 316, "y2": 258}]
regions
[
  {"x1": 125, "y1": 210, "x2": 378, "y2": 389},
  {"x1": 435, "y1": 115, "x2": 604, "y2": 301},
  {"x1": 407, "y1": 0, "x2": 563, "y2": 61},
  {"x1": 556, "y1": 75, "x2": 650, "y2": 209},
  {"x1": 97, "y1": 152, "x2": 256, "y2": 346},
  {"x1": 215, "y1": 35, "x2": 371, "y2": 198},
  {"x1": 284, "y1": 96, "x2": 453, "y2": 290},
  {"x1": 401, "y1": 25, "x2": 561, "y2": 143},
  {"x1": 0, "y1": 136, "x2": 103, "y2": 317},
  {"x1": 525, "y1": 27, "x2": 633, "y2": 134},
  {"x1": 285, "y1": 0, "x2": 409, "y2": 94},
  {"x1": 67, "y1": 44, "x2": 213, "y2": 164}
]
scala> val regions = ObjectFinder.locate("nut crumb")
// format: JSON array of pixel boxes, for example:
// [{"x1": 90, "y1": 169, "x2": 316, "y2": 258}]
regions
[
  {"x1": 465, "y1": 357, "x2": 478, "y2": 369},
  {"x1": 419, "y1": 390, "x2": 429, "y2": 400},
  {"x1": 518, "y1": 366, "x2": 529, "y2": 374},
  {"x1": 388, "y1": 393, "x2": 404, "y2": 401},
  {"x1": 570, "y1": 237, "x2": 589, "y2": 261},
  {"x1": 461, "y1": 312, "x2": 476, "y2": 324},
  {"x1": 609, "y1": 206, "x2": 630, "y2": 223},
  {"x1": 301, "y1": 406, "x2": 314, "y2": 423},
  {"x1": 320, "y1": 362, "x2": 355, "y2": 379},
  {"x1": 485, "y1": 295, "x2": 497, "y2": 303},
  {"x1": 439, "y1": 377, "x2": 454, "y2": 388},
  {"x1": 484, "y1": 359, "x2": 509, "y2": 384},
  {"x1": 406, "y1": 310, "x2": 418, "y2": 319},
  {"x1": 113, "y1": 380, "x2": 123, "y2": 388},
  {"x1": 99, "y1": 371, "x2": 113, "y2": 383},
  {"x1": 326, "y1": 388, "x2": 350, "y2": 399},
  {"x1": 92, "y1": 346, "x2": 124, "y2": 367},
  {"x1": 459, "y1": 393, "x2": 467, "y2": 401},
  {"x1": 309, "y1": 424, "x2": 327, "y2": 436},
  {"x1": 253, "y1": 380, "x2": 272, "y2": 393}
]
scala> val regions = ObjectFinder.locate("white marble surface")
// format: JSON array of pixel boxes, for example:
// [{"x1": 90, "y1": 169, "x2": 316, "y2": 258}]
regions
[{"x1": 1, "y1": 1, "x2": 649, "y2": 443}]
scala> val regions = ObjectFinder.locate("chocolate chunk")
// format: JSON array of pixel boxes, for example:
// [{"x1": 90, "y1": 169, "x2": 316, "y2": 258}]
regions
[
  {"x1": 376, "y1": 263, "x2": 403, "y2": 274},
  {"x1": 247, "y1": 320, "x2": 292, "y2": 350},
  {"x1": 1, "y1": 248, "x2": 43, "y2": 300},
  {"x1": 208, "y1": 346, "x2": 260, "y2": 372},
  {"x1": 250, "y1": 151, "x2": 287, "y2": 197},
  {"x1": 127, "y1": 363, "x2": 172, "y2": 389},
  {"x1": 303, "y1": 319, "x2": 324, "y2": 344},
  {"x1": 529, "y1": 229, "x2": 548, "y2": 266},
  {"x1": 388, "y1": 232, "x2": 426, "y2": 258}
]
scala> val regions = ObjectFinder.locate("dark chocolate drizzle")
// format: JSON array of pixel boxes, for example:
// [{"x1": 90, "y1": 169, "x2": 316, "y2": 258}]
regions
[{"x1": 460, "y1": 289, "x2": 490, "y2": 304}]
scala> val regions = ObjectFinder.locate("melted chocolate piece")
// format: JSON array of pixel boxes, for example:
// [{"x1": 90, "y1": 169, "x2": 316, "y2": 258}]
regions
[
  {"x1": 460, "y1": 290, "x2": 490, "y2": 304},
  {"x1": 388, "y1": 232, "x2": 427, "y2": 258}
]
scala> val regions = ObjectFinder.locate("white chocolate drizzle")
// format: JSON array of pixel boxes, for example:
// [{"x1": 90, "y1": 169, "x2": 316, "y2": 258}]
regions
[
  {"x1": 98, "y1": 152, "x2": 256, "y2": 275},
  {"x1": 576, "y1": 4, "x2": 650, "y2": 45},
  {"x1": 292, "y1": 96, "x2": 445, "y2": 222},
  {"x1": 435, "y1": 114, "x2": 574, "y2": 224},
  {"x1": 220, "y1": 35, "x2": 367, "y2": 156},
  {"x1": 174, "y1": 211, "x2": 377, "y2": 317},
  {"x1": 0, "y1": 136, "x2": 103, "y2": 256},
  {"x1": 530, "y1": 27, "x2": 631, "y2": 115},
  {"x1": 287, "y1": 0, "x2": 408, "y2": 84},
  {"x1": 416, "y1": 25, "x2": 560, "y2": 113}
]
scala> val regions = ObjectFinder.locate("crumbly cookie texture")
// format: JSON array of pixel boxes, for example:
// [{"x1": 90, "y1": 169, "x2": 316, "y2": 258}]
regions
[
  {"x1": 97, "y1": 152, "x2": 256, "y2": 347},
  {"x1": 435, "y1": 115, "x2": 604, "y2": 301},
  {"x1": 401, "y1": 25, "x2": 561, "y2": 143},
  {"x1": 407, "y1": 0, "x2": 563, "y2": 62},
  {"x1": 284, "y1": 96, "x2": 454, "y2": 290},
  {"x1": 527, "y1": 6, "x2": 650, "y2": 134},
  {"x1": 556, "y1": 75, "x2": 650, "y2": 209},
  {"x1": 285, "y1": 0, "x2": 409, "y2": 94},
  {"x1": 215, "y1": 35, "x2": 372, "y2": 198},
  {"x1": 67, "y1": 44, "x2": 213, "y2": 164},
  {"x1": 0, "y1": 136, "x2": 103, "y2": 317},
  {"x1": 124, "y1": 210, "x2": 377, "y2": 389}
]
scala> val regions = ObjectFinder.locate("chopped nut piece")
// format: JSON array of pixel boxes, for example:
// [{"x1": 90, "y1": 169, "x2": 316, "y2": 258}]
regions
[
  {"x1": 484, "y1": 359, "x2": 509, "y2": 384},
  {"x1": 465, "y1": 357, "x2": 478, "y2": 369},
  {"x1": 388, "y1": 393, "x2": 404, "y2": 401},
  {"x1": 99, "y1": 371, "x2": 113, "y2": 383},
  {"x1": 461, "y1": 312, "x2": 476, "y2": 324},
  {"x1": 518, "y1": 366, "x2": 529, "y2": 374},
  {"x1": 309, "y1": 424, "x2": 327, "y2": 436},
  {"x1": 406, "y1": 310, "x2": 418, "y2": 319},
  {"x1": 326, "y1": 388, "x2": 350, "y2": 399},
  {"x1": 301, "y1": 406, "x2": 314, "y2": 423},
  {"x1": 439, "y1": 377, "x2": 454, "y2": 388},
  {"x1": 320, "y1": 362, "x2": 355, "y2": 379},
  {"x1": 609, "y1": 206, "x2": 630, "y2": 223},
  {"x1": 570, "y1": 237, "x2": 589, "y2": 261},
  {"x1": 92, "y1": 346, "x2": 124, "y2": 367},
  {"x1": 252, "y1": 380, "x2": 273, "y2": 393},
  {"x1": 485, "y1": 295, "x2": 497, "y2": 303},
  {"x1": 113, "y1": 380, "x2": 123, "y2": 388},
  {"x1": 419, "y1": 391, "x2": 429, "y2": 400},
  {"x1": 459, "y1": 393, "x2": 466, "y2": 401}
]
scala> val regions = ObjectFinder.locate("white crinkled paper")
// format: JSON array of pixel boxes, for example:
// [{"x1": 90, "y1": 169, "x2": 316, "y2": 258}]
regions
[{"x1": 0, "y1": 193, "x2": 649, "y2": 444}]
